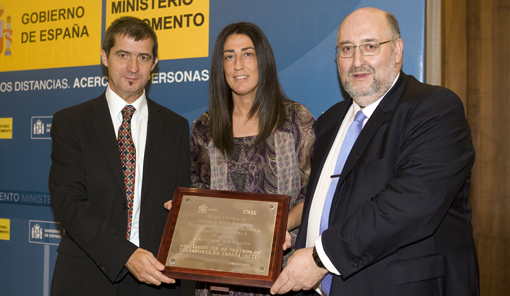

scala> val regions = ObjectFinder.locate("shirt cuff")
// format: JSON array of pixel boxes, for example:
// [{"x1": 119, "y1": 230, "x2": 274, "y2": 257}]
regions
[{"x1": 314, "y1": 236, "x2": 341, "y2": 276}]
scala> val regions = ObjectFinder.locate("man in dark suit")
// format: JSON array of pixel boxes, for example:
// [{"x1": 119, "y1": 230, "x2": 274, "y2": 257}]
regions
[
  {"x1": 271, "y1": 7, "x2": 479, "y2": 296},
  {"x1": 49, "y1": 16, "x2": 190, "y2": 296}
]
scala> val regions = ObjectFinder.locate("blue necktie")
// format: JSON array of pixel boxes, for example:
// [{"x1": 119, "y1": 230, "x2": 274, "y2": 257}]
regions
[{"x1": 319, "y1": 110, "x2": 366, "y2": 295}]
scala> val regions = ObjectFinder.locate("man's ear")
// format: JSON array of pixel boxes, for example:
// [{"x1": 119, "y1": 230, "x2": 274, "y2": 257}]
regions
[
  {"x1": 394, "y1": 38, "x2": 404, "y2": 65},
  {"x1": 100, "y1": 49, "x2": 108, "y2": 67}
]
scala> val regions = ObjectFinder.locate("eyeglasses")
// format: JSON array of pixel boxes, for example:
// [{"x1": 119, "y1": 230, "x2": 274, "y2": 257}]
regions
[{"x1": 336, "y1": 40, "x2": 392, "y2": 58}]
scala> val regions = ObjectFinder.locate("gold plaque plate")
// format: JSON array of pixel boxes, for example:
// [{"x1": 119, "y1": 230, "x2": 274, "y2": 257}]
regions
[{"x1": 167, "y1": 195, "x2": 276, "y2": 276}]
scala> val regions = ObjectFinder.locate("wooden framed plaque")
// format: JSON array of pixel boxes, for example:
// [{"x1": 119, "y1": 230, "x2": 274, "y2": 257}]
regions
[{"x1": 157, "y1": 187, "x2": 290, "y2": 288}]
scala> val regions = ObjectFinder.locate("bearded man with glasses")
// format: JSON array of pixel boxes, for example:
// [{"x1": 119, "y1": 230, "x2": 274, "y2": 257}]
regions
[{"x1": 271, "y1": 7, "x2": 479, "y2": 296}]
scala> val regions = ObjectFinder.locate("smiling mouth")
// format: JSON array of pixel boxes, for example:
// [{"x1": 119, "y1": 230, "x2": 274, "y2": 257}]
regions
[
  {"x1": 235, "y1": 75, "x2": 249, "y2": 79},
  {"x1": 353, "y1": 73, "x2": 370, "y2": 78},
  {"x1": 349, "y1": 64, "x2": 375, "y2": 78}
]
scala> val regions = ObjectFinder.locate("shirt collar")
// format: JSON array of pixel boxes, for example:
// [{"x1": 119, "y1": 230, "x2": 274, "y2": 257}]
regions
[{"x1": 105, "y1": 86, "x2": 148, "y2": 120}]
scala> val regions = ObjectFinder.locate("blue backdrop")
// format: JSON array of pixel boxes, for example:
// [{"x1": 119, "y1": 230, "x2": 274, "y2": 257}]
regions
[{"x1": 0, "y1": 1, "x2": 425, "y2": 295}]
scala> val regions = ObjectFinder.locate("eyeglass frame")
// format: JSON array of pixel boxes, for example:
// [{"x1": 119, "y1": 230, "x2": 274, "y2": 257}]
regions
[{"x1": 336, "y1": 40, "x2": 392, "y2": 58}]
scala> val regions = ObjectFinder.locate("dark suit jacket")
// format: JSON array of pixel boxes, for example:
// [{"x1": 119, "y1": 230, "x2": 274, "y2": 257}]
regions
[
  {"x1": 49, "y1": 93, "x2": 190, "y2": 296},
  {"x1": 297, "y1": 72, "x2": 479, "y2": 296}
]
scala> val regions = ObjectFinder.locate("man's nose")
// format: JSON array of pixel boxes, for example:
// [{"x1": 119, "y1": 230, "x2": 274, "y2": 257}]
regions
[
  {"x1": 127, "y1": 58, "x2": 139, "y2": 73},
  {"x1": 352, "y1": 47, "x2": 366, "y2": 68}
]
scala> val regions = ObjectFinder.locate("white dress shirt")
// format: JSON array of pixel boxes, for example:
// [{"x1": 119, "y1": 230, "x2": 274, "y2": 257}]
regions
[
  {"x1": 307, "y1": 74, "x2": 399, "y2": 294},
  {"x1": 106, "y1": 87, "x2": 148, "y2": 247}
]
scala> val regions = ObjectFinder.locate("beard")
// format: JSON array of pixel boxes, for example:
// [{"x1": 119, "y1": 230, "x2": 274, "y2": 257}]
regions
[{"x1": 340, "y1": 63, "x2": 398, "y2": 107}]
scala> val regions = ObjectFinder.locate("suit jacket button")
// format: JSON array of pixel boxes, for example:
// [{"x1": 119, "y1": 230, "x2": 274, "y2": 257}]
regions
[{"x1": 122, "y1": 203, "x2": 127, "y2": 210}]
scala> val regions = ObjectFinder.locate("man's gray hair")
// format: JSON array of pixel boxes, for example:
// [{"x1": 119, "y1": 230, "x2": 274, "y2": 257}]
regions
[{"x1": 386, "y1": 12, "x2": 401, "y2": 40}]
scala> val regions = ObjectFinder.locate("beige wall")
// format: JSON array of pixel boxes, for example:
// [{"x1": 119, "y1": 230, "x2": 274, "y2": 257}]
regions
[{"x1": 428, "y1": 0, "x2": 510, "y2": 295}]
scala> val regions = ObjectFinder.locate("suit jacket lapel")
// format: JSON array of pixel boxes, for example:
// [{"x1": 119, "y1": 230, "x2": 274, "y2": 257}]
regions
[
  {"x1": 302, "y1": 102, "x2": 351, "y2": 215},
  {"x1": 314, "y1": 105, "x2": 349, "y2": 180},
  {"x1": 297, "y1": 101, "x2": 351, "y2": 248},
  {"x1": 336, "y1": 109, "x2": 385, "y2": 185},
  {"x1": 88, "y1": 94, "x2": 125, "y2": 195},
  {"x1": 337, "y1": 72, "x2": 408, "y2": 185},
  {"x1": 141, "y1": 98, "x2": 164, "y2": 203}
]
